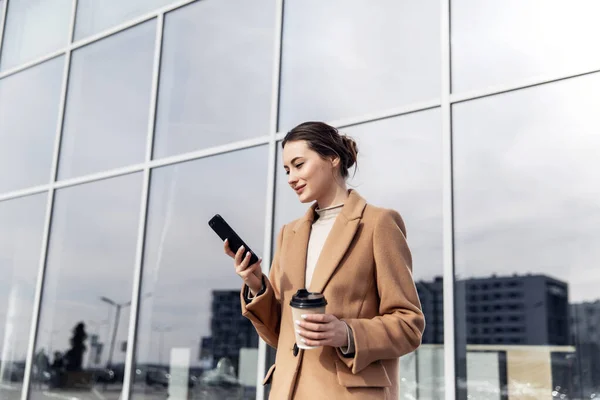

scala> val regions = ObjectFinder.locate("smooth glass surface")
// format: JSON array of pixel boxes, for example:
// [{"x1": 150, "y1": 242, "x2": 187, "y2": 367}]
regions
[
  {"x1": 29, "y1": 174, "x2": 142, "y2": 400},
  {"x1": 452, "y1": 0, "x2": 600, "y2": 94},
  {"x1": 0, "y1": 0, "x2": 71, "y2": 71},
  {"x1": 0, "y1": 57, "x2": 64, "y2": 194},
  {"x1": 454, "y1": 74, "x2": 600, "y2": 399},
  {"x1": 133, "y1": 146, "x2": 268, "y2": 399},
  {"x1": 274, "y1": 110, "x2": 444, "y2": 398},
  {"x1": 74, "y1": 0, "x2": 177, "y2": 40},
  {"x1": 0, "y1": 194, "x2": 47, "y2": 399},
  {"x1": 58, "y1": 22, "x2": 155, "y2": 180},
  {"x1": 279, "y1": 0, "x2": 440, "y2": 130},
  {"x1": 152, "y1": 0, "x2": 275, "y2": 159}
]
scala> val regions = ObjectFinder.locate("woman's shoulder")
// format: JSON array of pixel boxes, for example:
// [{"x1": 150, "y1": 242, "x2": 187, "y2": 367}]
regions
[{"x1": 363, "y1": 203, "x2": 407, "y2": 235}]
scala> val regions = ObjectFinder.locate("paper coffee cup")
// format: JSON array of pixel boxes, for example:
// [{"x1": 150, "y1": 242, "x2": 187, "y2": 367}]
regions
[{"x1": 290, "y1": 289, "x2": 328, "y2": 350}]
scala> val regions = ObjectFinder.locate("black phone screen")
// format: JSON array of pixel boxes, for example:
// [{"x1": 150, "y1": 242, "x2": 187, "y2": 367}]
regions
[{"x1": 208, "y1": 214, "x2": 259, "y2": 265}]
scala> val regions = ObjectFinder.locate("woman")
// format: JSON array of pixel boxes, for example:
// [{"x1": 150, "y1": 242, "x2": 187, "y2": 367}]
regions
[{"x1": 224, "y1": 121, "x2": 425, "y2": 399}]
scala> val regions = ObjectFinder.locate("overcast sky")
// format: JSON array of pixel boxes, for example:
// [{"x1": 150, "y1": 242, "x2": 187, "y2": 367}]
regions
[{"x1": 1, "y1": 0, "x2": 599, "y2": 371}]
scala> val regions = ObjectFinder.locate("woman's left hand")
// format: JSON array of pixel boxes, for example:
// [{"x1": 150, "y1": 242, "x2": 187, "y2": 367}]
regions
[{"x1": 295, "y1": 314, "x2": 349, "y2": 348}]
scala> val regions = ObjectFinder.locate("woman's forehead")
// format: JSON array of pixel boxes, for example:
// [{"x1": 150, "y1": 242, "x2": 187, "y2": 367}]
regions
[{"x1": 282, "y1": 141, "x2": 310, "y2": 163}]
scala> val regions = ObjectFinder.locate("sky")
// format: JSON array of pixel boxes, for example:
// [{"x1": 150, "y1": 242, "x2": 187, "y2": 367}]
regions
[{"x1": 0, "y1": 0, "x2": 599, "y2": 371}]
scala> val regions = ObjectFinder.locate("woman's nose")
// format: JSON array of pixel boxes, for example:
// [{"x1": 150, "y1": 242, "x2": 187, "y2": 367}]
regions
[{"x1": 288, "y1": 172, "x2": 298, "y2": 186}]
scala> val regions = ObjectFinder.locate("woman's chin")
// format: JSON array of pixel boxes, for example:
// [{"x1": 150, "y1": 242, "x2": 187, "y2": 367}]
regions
[{"x1": 297, "y1": 191, "x2": 315, "y2": 204}]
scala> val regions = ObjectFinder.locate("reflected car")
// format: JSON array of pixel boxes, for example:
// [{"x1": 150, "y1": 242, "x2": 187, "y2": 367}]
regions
[{"x1": 146, "y1": 367, "x2": 170, "y2": 387}]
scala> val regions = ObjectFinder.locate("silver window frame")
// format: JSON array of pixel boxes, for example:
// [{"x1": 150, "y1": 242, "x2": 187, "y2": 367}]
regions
[{"x1": 0, "y1": 0, "x2": 599, "y2": 399}]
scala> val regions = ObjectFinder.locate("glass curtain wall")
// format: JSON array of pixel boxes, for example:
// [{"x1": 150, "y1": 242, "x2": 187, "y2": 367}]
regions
[{"x1": 0, "y1": 0, "x2": 598, "y2": 399}]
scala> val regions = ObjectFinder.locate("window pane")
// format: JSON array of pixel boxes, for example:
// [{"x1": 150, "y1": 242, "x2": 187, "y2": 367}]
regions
[
  {"x1": 133, "y1": 146, "x2": 268, "y2": 399},
  {"x1": 454, "y1": 74, "x2": 600, "y2": 399},
  {"x1": 152, "y1": 0, "x2": 276, "y2": 159},
  {"x1": 58, "y1": 22, "x2": 155, "y2": 180},
  {"x1": 74, "y1": 0, "x2": 178, "y2": 40},
  {"x1": 452, "y1": 1, "x2": 600, "y2": 93},
  {"x1": 29, "y1": 174, "x2": 142, "y2": 399},
  {"x1": 279, "y1": 0, "x2": 440, "y2": 130},
  {"x1": 274, "y1": 111, "x2": 444, "y2": 398},
  {"x1": 0, "y1": 57, "x2": 64, "y2": 194},
  {"x1": 0, "y1": 0, "x2": 71, "y2": 71},
  {"x1": 0, "y1": 193, "x2": 47, "y2": 398}
]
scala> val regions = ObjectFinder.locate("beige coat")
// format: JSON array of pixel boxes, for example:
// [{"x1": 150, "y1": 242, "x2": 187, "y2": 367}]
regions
[{"x1": 241, "y1": 190, "x2": 425, "y2": 399}]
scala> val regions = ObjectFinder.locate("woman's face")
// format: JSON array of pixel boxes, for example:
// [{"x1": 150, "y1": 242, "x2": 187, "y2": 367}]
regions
[{"x1": 282, "y1": 140, "x2": 339, "y2": 204}]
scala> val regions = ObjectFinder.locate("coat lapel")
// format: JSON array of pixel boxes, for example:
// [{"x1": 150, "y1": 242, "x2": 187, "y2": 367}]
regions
[{"x1": 309, "y1": 190, "x2": 367, "y2": 293}]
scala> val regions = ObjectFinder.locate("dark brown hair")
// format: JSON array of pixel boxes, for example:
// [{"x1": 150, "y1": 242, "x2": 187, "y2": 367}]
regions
[{"x1": 282, "y1": 121, "x2": 358, "y2": 178}]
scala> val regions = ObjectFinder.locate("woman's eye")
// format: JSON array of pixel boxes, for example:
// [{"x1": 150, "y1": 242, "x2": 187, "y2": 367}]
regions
[{"x1": 295, "y1": 163, "x2": 304, "y2": 169}]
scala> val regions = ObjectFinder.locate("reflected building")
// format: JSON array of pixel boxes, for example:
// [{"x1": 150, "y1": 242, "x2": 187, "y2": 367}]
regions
[
  {"x1": 570, "y1": 300, "x2": 600, "y2": 395},
  {"x1": 208, "y1": 291, "x2": 258, "y2": 375},
  {"x1": 416, "y1": 277, "x2": 444, "y2": 344},
  {"x1": 418, "y1": 274, "x2": 570, "y2": 346}
]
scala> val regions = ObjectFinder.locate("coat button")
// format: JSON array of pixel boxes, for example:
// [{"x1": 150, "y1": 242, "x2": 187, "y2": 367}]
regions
[{"x1": 293, "y1": 343, "x2": 299, "y2": 357}]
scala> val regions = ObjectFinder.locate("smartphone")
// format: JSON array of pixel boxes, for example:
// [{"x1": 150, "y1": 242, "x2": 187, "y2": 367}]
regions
[{"x1": 208, "y1": 214, "x2": 259, "y2": 265}]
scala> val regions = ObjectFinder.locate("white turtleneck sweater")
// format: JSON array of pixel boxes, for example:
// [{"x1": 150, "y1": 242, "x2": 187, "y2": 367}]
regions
[{"x1": 305, "y1": 204, "x2": 344, "y2": 289}]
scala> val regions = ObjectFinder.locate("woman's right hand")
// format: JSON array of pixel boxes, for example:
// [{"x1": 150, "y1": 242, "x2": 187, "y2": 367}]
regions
[{"x1": 224, "y1": 239, "x2": 263, "y2": 296}]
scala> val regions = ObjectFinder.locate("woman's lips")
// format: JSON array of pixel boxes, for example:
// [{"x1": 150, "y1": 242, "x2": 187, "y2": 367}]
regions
[{"x1": 295, "y1": 185, "x2": 306, "y2": 194}]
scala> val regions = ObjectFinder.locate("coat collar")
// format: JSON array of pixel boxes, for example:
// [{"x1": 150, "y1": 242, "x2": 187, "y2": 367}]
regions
[
  {"x1": 291, "y1": 189, "x2": 366, "y2": 232},
  {"x1": 288, "y1": 190, "x2": 367, "y2": 293}
]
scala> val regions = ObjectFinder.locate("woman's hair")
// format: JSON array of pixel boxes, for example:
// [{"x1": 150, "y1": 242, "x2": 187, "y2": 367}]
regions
[{"x1": 282, "y1": 121, "x2": 358, "y2": 178}]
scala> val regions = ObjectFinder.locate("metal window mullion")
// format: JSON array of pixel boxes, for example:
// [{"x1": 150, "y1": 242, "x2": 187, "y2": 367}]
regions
[
  {"x1": 449, "y1": 67, "x2": 600, "y2": 105},
  {"x1": 273, "y1": 99, "x2": 441, "y2": 141},
  {"x1": 331, "y1": 99, "x2": 441, "y2": 130},
  {"x1": 19, "y1": 0, "x2": 77, "y2": 399},
  {"x1": 441, "y1": 0, "x2": 456, "y2": 399},
  {"x1": 121, "y1": 13, "x2": 164, "y2": 400},
  {"x1": 0, "y1": 135, "x2": 272, "y2": 203},
  {"x1": 0, "y1": 185, "x2": 51, "y2": 202},
  {"x1": 256, "y1": 0, "x2": 284, "y2": 398},
  {"x1": 0, "y1": 0, "x2": 9, "y2": 64}
]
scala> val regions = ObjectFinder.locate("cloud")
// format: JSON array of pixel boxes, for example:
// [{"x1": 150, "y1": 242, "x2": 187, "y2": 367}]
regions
[{"x1": 453, "y1": 72, "x2": 600, "y2": 302}]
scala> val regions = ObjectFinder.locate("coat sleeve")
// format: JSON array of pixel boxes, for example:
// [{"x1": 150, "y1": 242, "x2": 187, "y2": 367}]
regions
[
  {"x1": 240, "y1": 225, "x2": 285, "y2": 349},
  {"x1": 336, "y1": 209, "x2": 425, "y2": 373}
]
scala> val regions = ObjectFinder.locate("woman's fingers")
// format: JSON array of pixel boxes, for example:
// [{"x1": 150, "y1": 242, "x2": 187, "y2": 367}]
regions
[
  {"x1": 227, "y1": 242, "x2": 263, "y2": 293},
  {"x1": 238, "y1": 259, "x2": 260, "y2": 279},
  {"x1": 235, "y1": 250, "x2": 252, "y2": 274},
  {"x1": 294, "y1": 314, "x2": 348, "y2": 348},
  {"x1": 295, "y1": 320, "x2": 326, "y2": 332},
  {"x1": 234, "y1": 245, "x2": 247, "y2": 267},
  {"x1": 223, "y1": 239, "x2": 236, "y2": 258},
  {"x1": 295, "y1": 328, "x2": 332, "y2": 341}
]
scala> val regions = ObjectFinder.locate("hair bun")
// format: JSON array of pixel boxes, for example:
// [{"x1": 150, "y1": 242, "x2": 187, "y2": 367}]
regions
[{"x1": 341, "y1": 135, "x2": 358, "y2": 169}]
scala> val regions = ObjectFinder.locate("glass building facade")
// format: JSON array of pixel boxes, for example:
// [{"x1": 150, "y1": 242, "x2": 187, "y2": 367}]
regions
[{"x1": 0, "y1": 1, "x2": 598, "y2": 399}]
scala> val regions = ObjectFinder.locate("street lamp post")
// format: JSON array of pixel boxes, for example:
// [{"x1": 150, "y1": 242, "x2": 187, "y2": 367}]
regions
[
  {"x1": 99, "y1": 293, "x2": 152, "y2": 371},
  {"x1": 100, "y1": 297, "x2": 131, "y2": 370}
]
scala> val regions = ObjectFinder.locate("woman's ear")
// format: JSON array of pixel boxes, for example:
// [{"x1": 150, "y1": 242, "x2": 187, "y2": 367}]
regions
[{"x1": 331, "y1": 156, "x2": 341, "y2": 168}]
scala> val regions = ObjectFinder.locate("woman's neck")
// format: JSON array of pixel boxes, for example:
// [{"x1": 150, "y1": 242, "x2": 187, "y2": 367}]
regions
[{"x1": 316, "y1": 184, "x2": 349, "y2": 209}]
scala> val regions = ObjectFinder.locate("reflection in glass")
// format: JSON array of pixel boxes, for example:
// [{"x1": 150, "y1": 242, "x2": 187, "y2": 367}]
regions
[
  {"x1": 454, "y1": 74, "x2": 600, "y2": 399},
  {"x1": 58, "y1": 21, "x2": 155, "y2": 180},
  {"x1": 274, "y1": 111, "x2": 444, "y2": 398},
  {"x1": 279, "y1": 0, "x2": 440, "y2": 130},
  {"x1": 132, "y1": 146, "x2": 268, "y2": 399},
  {"x1": 152, "y1": 0, "x2": 275, "y2": 159},
  {"x1": 74, "y1": 0, "x2": 177, "y2": 40},
  {"x1": 29, "y1": 174, "x2": 142, "y2": 400},
  {"x1": 452, "y1": 1, "x2": 600, "y2": 93},
  {"x1": 0, "y1": 194, "x2": 47, "y2": 398},
  {"x1": 0, "y1": 57, "x2": 64, "y2": 194},
  {"x1": 0, "y1": 0, "x2": 71, "y2": 71}
]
